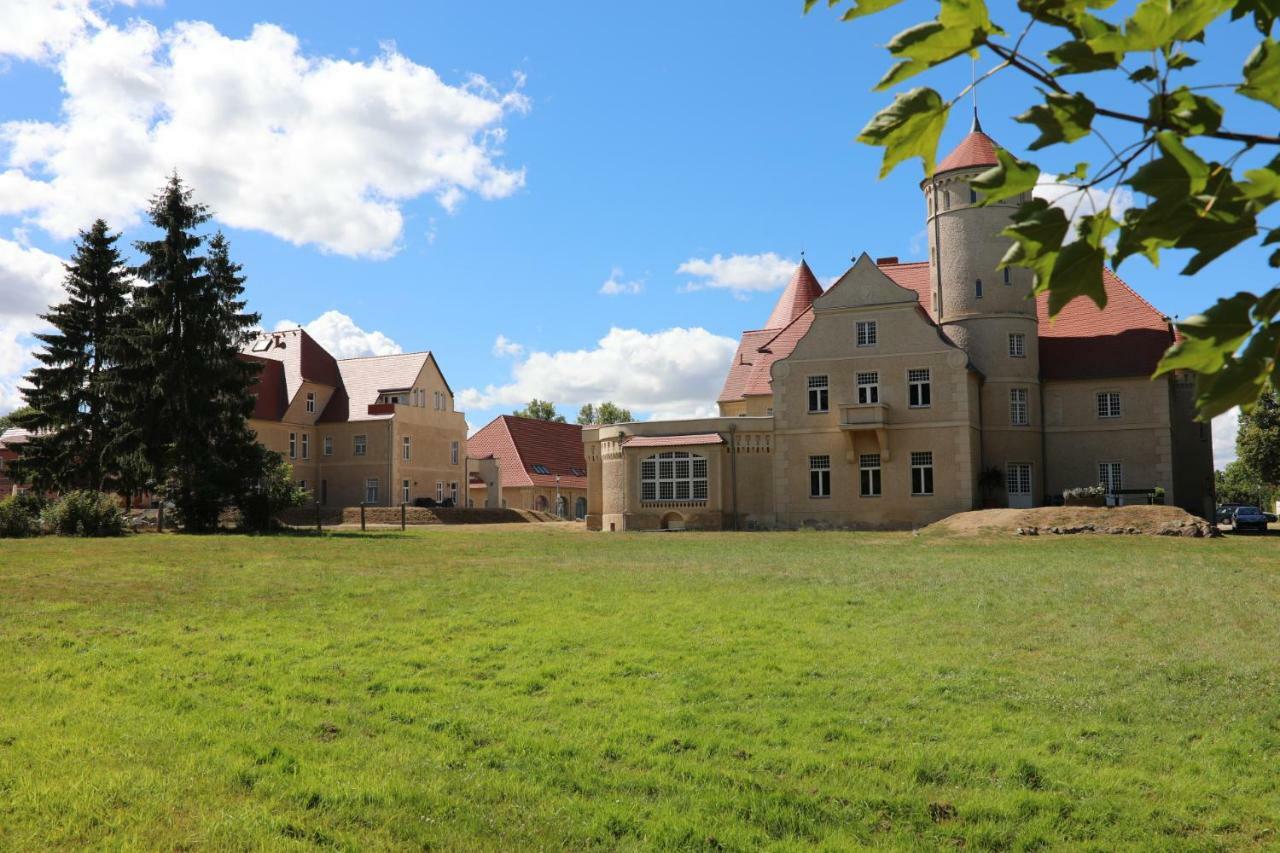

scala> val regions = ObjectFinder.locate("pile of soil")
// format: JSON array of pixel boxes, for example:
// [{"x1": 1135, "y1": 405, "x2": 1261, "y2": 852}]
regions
[{"x1": 925, "y1": 505, "x2": 1215, "y2": 538}]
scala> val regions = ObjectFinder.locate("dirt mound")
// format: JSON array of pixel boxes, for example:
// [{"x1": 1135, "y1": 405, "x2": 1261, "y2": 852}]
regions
[{"x1": 925, "y1": 505, "x2": 1215, "y2": 538}]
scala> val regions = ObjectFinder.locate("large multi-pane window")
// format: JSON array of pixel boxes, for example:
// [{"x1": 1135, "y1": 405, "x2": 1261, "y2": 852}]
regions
[
  {"x1": 640, "y1": 451, "x2": 709, "y2": 502},
  {"x1": 1098, "y1": 462, "x2": 1123, "y2": 493},
  {"x1": 908, "y1": 369, "x2": 931, "y2": 407},
  {"x1": 859, "y1": 454, "x2": 882, "y2": 497},
  {"x1": 856, "y1": 320, "x2": 878, "y2": 347},
  {"x1": 1010, "y1": 388, "x2": 1029, "y2": 426},
  {"x1": 856, "y1": 372, "x2": 880, "y2": 404},
  {"x1": 911, "y1": 451, "x2": 934, "y2": 495},
  {"x1": 808, "y1": 375, "x2": 829, "y2": 413},
  {"x1": 364, "y1": 478, "x2": 379, "y2": 504},
  {"x1": 1096, "y1": 392, "x2": 1121, "y2": 419},
  {"x1": 810, "y1": 455, "x2": 831, "y2": 498},
  {"x1": 1009, "y1": 333, "x2": 1026, "y2": 358},
  {"x1": 353, "y1": 434, "x2": 367, "y2": 456},
  {"x1": 1007, "y1": 462, "x2": 1032, "y2": 497}
]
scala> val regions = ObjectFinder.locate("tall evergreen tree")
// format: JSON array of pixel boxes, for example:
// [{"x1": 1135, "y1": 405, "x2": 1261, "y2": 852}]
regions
[
  {"x1": 12, "y1": 219, "x2": 130, "y2": 492},
  {"x1": 124, "y1": 175, "x2": 262, "y2": 531}
]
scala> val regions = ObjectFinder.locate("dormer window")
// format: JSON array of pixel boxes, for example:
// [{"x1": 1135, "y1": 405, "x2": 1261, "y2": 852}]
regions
[
  {"x1": 305, "y1": 392, "x2": 316, "y2": 414},
  {"x1": 531, "y1": 464, "x2": 551, "y2": 475}
]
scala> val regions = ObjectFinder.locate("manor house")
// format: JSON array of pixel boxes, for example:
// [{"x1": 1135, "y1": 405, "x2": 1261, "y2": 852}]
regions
[{"x1": 582, "y1": 122, "x2": 1215, "y2": 531}]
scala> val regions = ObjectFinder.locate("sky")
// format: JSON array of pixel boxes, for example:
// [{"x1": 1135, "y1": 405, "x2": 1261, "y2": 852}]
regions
[{"x1": 0, "y1": 0, "x2": 1270, "y2": 468}]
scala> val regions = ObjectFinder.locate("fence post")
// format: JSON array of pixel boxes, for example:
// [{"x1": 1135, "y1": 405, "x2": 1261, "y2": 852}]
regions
[
  {"x1": 157, "y1": 504, "x2": 164, "y2": 533},
  {"x1": 315, "y1": 501, "x2": 321, "y2": 533},
  {"x1": 360, "y1": 502, "x2": 366, "y2": 532},
  {"x1": 401, "y1": 501, "x2": 406, "y2": 531}
]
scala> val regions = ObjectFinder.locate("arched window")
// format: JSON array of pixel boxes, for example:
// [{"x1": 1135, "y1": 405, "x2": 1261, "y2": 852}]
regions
[
  {"x1": 534, "y1": 495, "x2": 549, "y2": 511},
  {"x1": 640, "y1": 451, "x2": 709, "y2": 502},
  {"x1": 574, "y1": 497, "x2": 587, "y2": 519},
  {"x1": 975, "y1": 279, "x2": 983, "y2": 298}
]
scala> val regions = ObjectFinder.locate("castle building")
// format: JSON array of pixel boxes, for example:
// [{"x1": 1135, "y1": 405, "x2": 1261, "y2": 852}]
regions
[
  {"x1": 241, "y1": 328, "x2": 468, "y2": 508},
  {"x1": 582, "y1": 123, "x2": 1214, "y2": 531},
  {"x1": 467, "y1": 415, "x2": 589, "y2": 517}
]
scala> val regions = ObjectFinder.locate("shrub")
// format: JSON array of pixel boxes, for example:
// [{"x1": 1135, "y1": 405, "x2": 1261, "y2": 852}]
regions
[
  {"x1": 1063, "y1": 485, "x2": 1106, "y2": 507},
  {"x1": 42, "y1": 490, "x2": 124, "y2": 537},
  {"x1": 0, "y1": 492, "x2": 44, "y2": 538}
]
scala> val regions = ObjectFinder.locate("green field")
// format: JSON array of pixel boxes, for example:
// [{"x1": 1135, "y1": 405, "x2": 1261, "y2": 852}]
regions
[{"x1": 2, "y1": 527, "x2": 1279, "y2": 850}]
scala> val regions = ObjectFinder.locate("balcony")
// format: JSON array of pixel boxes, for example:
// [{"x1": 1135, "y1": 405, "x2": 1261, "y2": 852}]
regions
[{"x1": 839, "y1": 402, "x2": 888, "y2": 429}]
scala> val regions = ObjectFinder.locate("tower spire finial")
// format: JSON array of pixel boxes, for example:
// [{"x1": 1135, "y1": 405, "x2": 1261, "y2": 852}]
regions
[{"x1": 971, "y1": 57, "x2": 982, "y2": 132}]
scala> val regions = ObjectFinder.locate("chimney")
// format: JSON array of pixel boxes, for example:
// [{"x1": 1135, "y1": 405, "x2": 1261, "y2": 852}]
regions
[{"x1": 876, "y1": 256, "x2": 899, "y2": 265}]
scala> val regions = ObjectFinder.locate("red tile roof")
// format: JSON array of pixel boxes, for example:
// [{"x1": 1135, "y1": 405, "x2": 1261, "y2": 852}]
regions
[
  {"x1": 243, "y1": 355, "x2": 288, "y2": 420},
  {"x1": 935, "y1": 129, "x2": 999, "y2": 175},
  {"x1": 718, "y1": 258, "x2": 1175, "y2": 402},
  {"x1": 242, "y1": 329, "x2": 340, "y2": 402},
  {"x1": 765, "y1": 260, "x2": 824, "y2": 330},
  {"x1": 623, "y1": 433, "x2": 724, "y2": 448},
  {"x1": 467, "y1": 415, "x2": 587, "y2": 489},
  {"x1": 321, "y1": 352, "x2": 431, "y2": 422}
]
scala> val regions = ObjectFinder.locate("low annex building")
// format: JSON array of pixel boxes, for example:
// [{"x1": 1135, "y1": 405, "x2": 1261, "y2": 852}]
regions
[
  {"x1": 583, "y1": 120, "x2": 1214, "y2": 532},
  {"x1": 242, "y1": 329, "x2": 467, "y2": 507},
  {"x1": 0, "y1": 427, "x2": 30, "y2": 497},
  {"x1": 466, "y1": 415, "x2": 588, "y2": 518}
]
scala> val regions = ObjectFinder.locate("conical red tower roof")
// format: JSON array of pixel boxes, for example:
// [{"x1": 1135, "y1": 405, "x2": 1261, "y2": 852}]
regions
[
  {"x1": 765, "y1": 259, "x2": 823, "y2": 330},
  {"x1": 936, "y1": 113, "x2": 999, "y2": 174}
]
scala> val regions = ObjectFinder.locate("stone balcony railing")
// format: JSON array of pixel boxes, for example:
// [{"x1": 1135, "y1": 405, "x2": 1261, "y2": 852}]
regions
[{"x1": 839, "y1": 402, "x2": 888, "y2": 429}]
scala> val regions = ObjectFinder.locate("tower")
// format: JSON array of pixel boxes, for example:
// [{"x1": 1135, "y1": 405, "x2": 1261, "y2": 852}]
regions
[{"x1": 923, "y1": 113, "x2": 1044, "y2": 506}]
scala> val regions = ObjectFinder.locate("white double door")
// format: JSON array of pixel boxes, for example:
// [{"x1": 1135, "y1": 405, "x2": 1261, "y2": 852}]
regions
[{"x1": 1007, "y1": 463, "x2": 1033, "y2": 509}]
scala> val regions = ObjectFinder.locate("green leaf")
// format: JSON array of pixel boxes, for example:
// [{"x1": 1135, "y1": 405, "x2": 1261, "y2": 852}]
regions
[
  {"x1": 857, "y1": 87, "x2": 950, "y2": 178},
  {"x1": 1089, "y1": 0, "x2": 1233, "y2": 55},
  {"x1": 972, "y1": 149, "x2": 1040, "y2": 205},
  {"x1": 1240, "y1": 160, "x2": 1280, "y2": 209},
  {"x1": 1148, "y1": 87, "x2": 1223, "y2": 136},
  {"x1": 1230, "y1": 0, "x2": 1279, "y2": 34},
  {"x1": 1128, "y1": 65, "x2": 1158, "y2": 82},
  {"x1": 1016, "y1": 91, "x2": 1096, "y2": 149},
  {"x1": 1047, "y1": 38, "x2": 1120, "y2": 74},
  {"x1": 1166, "y1": 51, "x2": 1197, "y2": 69},
  {"x1": 1239, "y1": 38, "x2": 1280, "y2": 109},
  {"x1": 1155, "y1": 292, "x2": 1256, "y2": 376},
  {"x1": 843, "y1": 0, "x2": 904, "y2": 19},
  {"x1": 998, "y1": 199, "x2": 1070, "y2": 297},
  {"x1": 1057, "y1": 162, "x2": 1089, "y2": 181},
  {"x1": 1043, "y1": 213, "x2": 1113, "y2": 315},
  {"x1": 875, "y1": 0, "x2": 1003, "y2": 90}
]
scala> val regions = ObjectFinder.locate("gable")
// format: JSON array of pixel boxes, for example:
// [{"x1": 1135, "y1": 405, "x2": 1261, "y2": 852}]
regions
[{"x1": 814, "y1": 253, "x2": 920, "y2": 311}]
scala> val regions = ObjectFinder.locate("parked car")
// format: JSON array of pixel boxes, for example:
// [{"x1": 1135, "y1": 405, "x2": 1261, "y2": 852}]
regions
[
  {"x1": 1266, "y1": 512, "x2": 1278, "y2": 524},
  {"x1": 1231, "y1": 506, "x2": 1269, "y2": 533},
  {"x1": 413, "y1": 497, "x2": 436, "y2": 508},
  {"x1": 1216, "y1": 504, "x2": 1245, "y2": 524}
]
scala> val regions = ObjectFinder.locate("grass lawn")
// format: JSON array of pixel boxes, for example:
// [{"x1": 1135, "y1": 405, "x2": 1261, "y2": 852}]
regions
[{"x1": 2, "y1": 527, "x2": 1279, "y2": 850}]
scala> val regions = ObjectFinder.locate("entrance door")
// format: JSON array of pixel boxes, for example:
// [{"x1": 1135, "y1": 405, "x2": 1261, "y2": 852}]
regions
[{"x1": 1006, "y1": 463, "x2": 1033, "y2": 508}]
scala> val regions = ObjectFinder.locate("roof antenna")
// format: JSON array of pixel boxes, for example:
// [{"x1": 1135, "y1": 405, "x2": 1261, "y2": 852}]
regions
[{"x1": 971, "y1": 55, "x2": 982, "y2": 132}]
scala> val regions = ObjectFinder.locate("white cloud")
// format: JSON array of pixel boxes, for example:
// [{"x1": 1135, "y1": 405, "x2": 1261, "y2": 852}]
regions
[
  {"x1": 491, "y1": 334, "x2": 524, "y2": 358},
  {"x1": 0, "y1": 237, "x2": 66, "y2": 413},
  {"x1": 459, "y1": 326, "x2": 738, "y2": 418},
  {"x1": 1034, "y1": 177, "x2": 1134, "y2": 229},
  {"x1": 677, "y1": 252, "x2": 795, "y2": 296},
  {"x1": 0, "y1": 14, "x2": 528, "y2": 257},
  {"x1": 1212, "y1": 406, "x2": 1239, "y2": 469},
  {"x1": 599, "y1": 267, "x2": 643, "y2": 296},
  {"x1": 274, "y1": 311, "x2": 401, "y2": 359}
]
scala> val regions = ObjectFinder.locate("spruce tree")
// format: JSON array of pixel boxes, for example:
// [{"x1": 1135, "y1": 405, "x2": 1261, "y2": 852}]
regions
[
  {"x1": 125, "y1": 175, "x2": 262, "y2": 531},
  {"x1": 13, "y1": 219, "x2": 130, "y2": 492}
]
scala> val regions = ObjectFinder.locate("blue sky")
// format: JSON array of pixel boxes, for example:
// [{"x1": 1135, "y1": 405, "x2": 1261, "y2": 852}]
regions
[{"x1": 0, "y1": 1, "x2": 1272, "y2": 465}]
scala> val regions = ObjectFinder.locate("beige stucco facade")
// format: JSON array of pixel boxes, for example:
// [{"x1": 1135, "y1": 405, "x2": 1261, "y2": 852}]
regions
[{"x1": 583, "y1": 127, "x2": 1214, "y2": 531}]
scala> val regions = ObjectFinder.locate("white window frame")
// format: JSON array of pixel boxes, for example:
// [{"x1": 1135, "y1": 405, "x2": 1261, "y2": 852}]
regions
[
  {"x1": 1007, "y1": 462, "x2": 1032, "y2": 496},
  {"x1": 323, "y1": 436, "x2": 333, "y2": 456},
  {"x1": 856, "y1": 372, "x2": 880, "y2": 405},
  {"x1": 859, "y1": 453, "x2": 882, "y2": 497},
  {"x1": 450, "y1": 441, "x2": 459, "y2": 465},
  {"x1": 910, "y1": 451, "x2": 934, "y2": 496},
  {"x1": 402, "y1": 479, "x2": 410, "y2": 504},
  {"x1": 305, "y1": 391, "x2": 316, "y2": 414},
  {"x1": 364, "y1": 478, "x2": 379, "y2": 504},
  {"x1": 639, "y1": 451, "x2": 709, "y2": 503},
  {"x1": 809, "y1": 455, "x2": 831, "y2": 499},
  {"x1": 436, "y1": 481, "x2": 444, "y2": 502},
  {"x1": 907, "y1": 368, "x2": 931, "y2": 408},
  {"x1": 288, "y1": 432, "x2": 296, "y2": 459},
  {"x1": 807, "y1": 375, "x2": 830, "y2": 413},
  {"x1": 354, "y1": 434, "x2": 367, "y2": 457},
  {"x1": 450, "y1": 482, "x2": 458, "y2": 503},
  {"x1": 1099, "y1": 461, "x2": 1123, "y2": 493},
  {"x1": 855, "y1": 320, "x2": 878, "y2": 347},
  {"x1": 1009, "y1": 333, "x2": 1026, "y2": 358},
  {"x1": 1096, "y1": 391, "x2": 1122, "y2": 419},
  {"x1": 301, "y1": 433, "x2": 309, "y2": 460},
  {"x1": 1010, "y1": 388, "x2": 1029, "y2": 426},
  {"x1": 402, "y1": 436, "x2": 411, "y2": 461}
]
